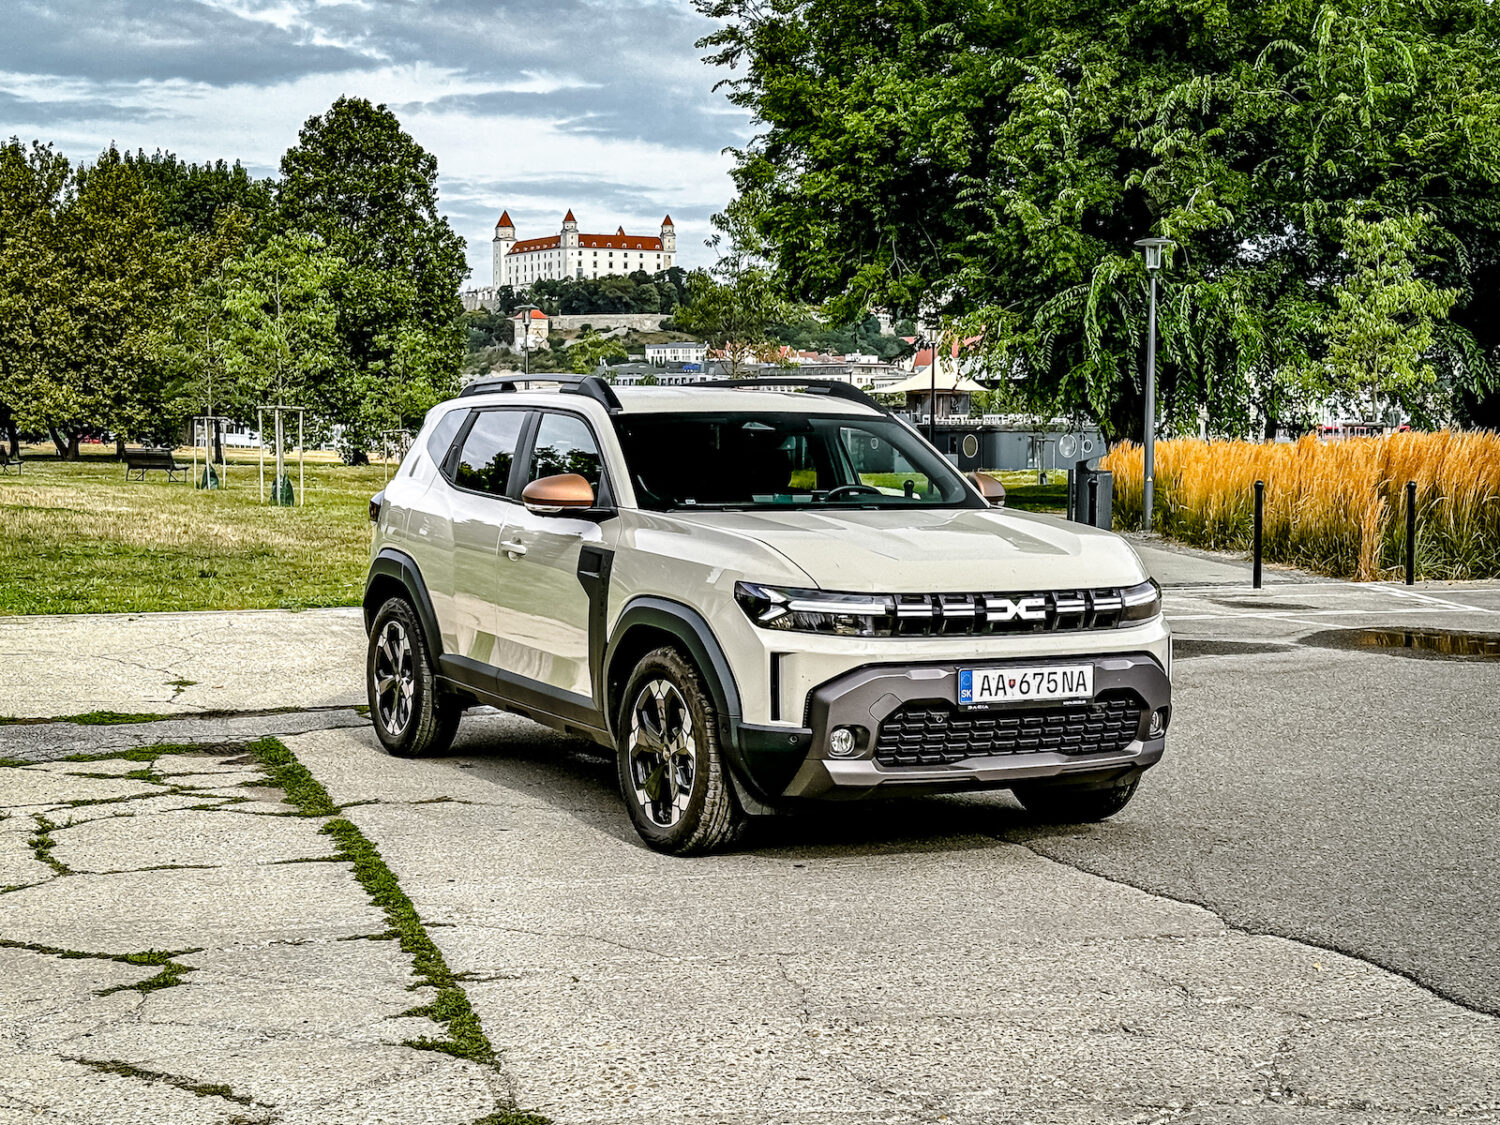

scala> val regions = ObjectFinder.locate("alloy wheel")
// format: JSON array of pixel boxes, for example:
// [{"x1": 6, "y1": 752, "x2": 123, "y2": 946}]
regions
[
  {"x1": 373, "y1": 620, "x2": 415, "y2": 736},
  {"x1": 628, "y1": 679, "x2": 697, "y2": 827}
]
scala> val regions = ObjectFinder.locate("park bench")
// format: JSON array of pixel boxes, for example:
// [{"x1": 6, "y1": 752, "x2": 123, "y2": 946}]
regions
[
  {"x1": 0, "y1": 450, "x2": 19, "y2": 474},
  {"x1": 123, "y1": 448, "x2": 188, "y2": 483}
]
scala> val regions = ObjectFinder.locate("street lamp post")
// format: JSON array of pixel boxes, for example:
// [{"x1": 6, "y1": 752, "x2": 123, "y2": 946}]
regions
[
  {"x1": 515, "y1": 304, "x2": 540, "y2": 378},
  {"x1": 917, "y1": 329, "x2": 938, "y2": 443},
  {"x1": 1133, "y1": 237, "x2": 1173, "y2": 534}
]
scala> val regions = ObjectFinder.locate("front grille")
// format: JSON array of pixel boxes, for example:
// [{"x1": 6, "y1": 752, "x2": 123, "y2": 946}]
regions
[
  {"x1": 887, "y1": 588, "x2": 1126, "y2": 636},
  {"x1": 873, "y1": 696, "x2": 1143, "y2": 767}
]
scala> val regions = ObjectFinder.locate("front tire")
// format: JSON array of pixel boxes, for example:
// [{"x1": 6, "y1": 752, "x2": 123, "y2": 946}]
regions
[
  {"x1": 616, "y1": 647, "x2": 744, "y2": 855},
  {"x1": 1013, "y1": 777, "x2": 1140, "y2": 823},
  {"x1": 367, "y1": 597, "x2": 460, "y2": 758}
]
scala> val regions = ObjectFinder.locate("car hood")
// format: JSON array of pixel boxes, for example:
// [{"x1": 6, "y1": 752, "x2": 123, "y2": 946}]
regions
[{"x1": 665, "y1": 507, "x2": 1147, "y2": 591}]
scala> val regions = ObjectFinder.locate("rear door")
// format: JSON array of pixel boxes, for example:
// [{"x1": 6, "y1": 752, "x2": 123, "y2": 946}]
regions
[
  {"x1": 432, "y1": 407, "x2": 529, "y2": 662},
  {"x1": 493, "y1": 409, "x2": 617, "y2": 700}
]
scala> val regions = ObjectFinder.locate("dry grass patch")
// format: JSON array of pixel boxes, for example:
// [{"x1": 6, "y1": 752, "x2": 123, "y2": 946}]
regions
[
  {"x1": 1104, "y1": 432, "x2": 1500, "y2": 580},
  {"x1": 0, "y1": 449, "x2": 387, "y2": 614}
]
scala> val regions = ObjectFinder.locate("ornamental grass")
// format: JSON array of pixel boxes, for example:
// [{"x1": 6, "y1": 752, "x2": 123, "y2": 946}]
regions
[{"x1": 1102, "y1": 432, "x2": 1500, "y2": 580}]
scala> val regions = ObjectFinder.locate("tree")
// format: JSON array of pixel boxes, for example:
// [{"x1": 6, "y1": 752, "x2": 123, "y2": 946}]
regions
[
  {"x1": 697, "y1": 0, "x2": 1500, "y2": 437},
  {"x1": 0, "y1": 142, "x2": 187, "y2": 458},
  {"x1": 673, "y1": 219, "x2": 788, "y2": 377},
  {"x1": 569, "y1": 330, "x2": 628, "y2": 374},
  {"x1": 277, "y1": 97, "x2": 466, "y2": 458},
  {"x1": 220, "y1": 233, "x2": 347, "y2": 422},
  {"x1": 1322, "y1": 212, "x2": 1459, "y2": 422}
]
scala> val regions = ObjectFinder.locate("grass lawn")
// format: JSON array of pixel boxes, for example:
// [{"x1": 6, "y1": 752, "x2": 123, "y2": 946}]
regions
[{"x1": 0, "y1": 447, "x2": 387, "y2": 615}]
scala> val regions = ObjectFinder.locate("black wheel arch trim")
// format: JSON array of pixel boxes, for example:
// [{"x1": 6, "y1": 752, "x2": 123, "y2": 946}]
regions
[
  {"x1": 364, "y1": 549, "x2": 443, "y2": 658},
  {"x1": 603, "y1": 597, "x2": 808, "y2": 810}
]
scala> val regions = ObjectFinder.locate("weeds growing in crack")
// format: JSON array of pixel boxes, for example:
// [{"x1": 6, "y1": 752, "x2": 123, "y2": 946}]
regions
[
  {"x1": 247, "y1": 737, "x2": 338, "y2": 817},
  {"x1": 29, "y1": 814, "x2": 69, "y2": 875},
  {"x1": 0, "y1": 939, "x2": 200, "y2": 993},
  {"x1": 66, "y1": 1058, "x2": 256, "y2": 1105}
]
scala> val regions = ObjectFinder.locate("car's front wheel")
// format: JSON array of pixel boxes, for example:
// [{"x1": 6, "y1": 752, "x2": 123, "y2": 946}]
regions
[
  {"x1": 1013, "y1": 776, "x2": 1140, "y2": 823},
  {"x1": 616, "y1": 647, "x2": 744, "y2": 855},
  {"x1": 366, "y1": 597, "x2": 460, "y2": 758}
]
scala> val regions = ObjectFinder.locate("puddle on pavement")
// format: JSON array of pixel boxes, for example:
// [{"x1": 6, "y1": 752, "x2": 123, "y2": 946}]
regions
[
  {"x1": 1174, "y1": 639, "x2": 1297, "y2": 659},
  {"x1": 1301, "y1": 628, "x2": 1500, "y2": 661}
]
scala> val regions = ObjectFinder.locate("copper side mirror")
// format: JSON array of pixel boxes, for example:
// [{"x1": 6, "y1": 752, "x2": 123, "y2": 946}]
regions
[
  {"x1": 967, "y1": 471, "x2": 1006, "y2": 507},
  {"x1": 521, "y1": 472, "x2": 595, "y2": 514}
]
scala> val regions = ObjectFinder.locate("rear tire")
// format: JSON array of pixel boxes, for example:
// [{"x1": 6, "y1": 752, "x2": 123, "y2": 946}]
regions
[
  {"x1": 1013, "y1": 777, "x2": 1140, "y2": 823},
  {"x1": 616, "y1": 647, "x2": 745, "y2": 855},
  {"x1": 367, "y1": 597, "x2": 460, "y2": 759}
]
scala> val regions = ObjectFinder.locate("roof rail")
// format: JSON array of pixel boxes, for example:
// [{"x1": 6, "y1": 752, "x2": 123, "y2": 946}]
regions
[
  {"x1": 459, "y1": 373, "x2": 622, "y2": 414},
  {"x1": 692, "y1": 377, "x2": 884, "y2": 411}
]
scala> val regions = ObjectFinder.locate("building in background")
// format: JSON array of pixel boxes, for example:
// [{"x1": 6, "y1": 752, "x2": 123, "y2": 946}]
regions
[
  {"x1": 493, "y1": 211, "x2": 676, "y2": 290},
  {"x1": 645, "y1": 341, "x2": 707, "y2": 366},
  {"x1": 511, "y1": 308, "x2": 551, "y2": 354}
]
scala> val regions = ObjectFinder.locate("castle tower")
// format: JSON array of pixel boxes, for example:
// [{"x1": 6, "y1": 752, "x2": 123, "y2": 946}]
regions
[
  {"x1": 561, "y1": 209, "x2": 579, "y2": 250},
  {"x1": 492, "y1": 210, "x2": 515, "y2": 289},
  {"x1": 660, "y1": 214, "x2": 676, "y2": 255}
]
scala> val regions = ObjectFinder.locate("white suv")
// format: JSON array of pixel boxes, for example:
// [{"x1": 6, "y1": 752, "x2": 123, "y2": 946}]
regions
[{"x1": 364, "y1": 375, "x2": 1171, "y2": 854}]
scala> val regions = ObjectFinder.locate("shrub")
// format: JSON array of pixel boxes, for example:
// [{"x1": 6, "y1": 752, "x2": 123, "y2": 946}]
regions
[{"x1": 1103, "y1": 432, "x2": 1500, "y2": 580}]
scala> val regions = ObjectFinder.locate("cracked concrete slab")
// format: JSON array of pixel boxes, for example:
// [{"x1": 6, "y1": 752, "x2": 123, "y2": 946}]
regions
[
  {"x1": 0, "y1": 608, "x2": 363, "y2": 719},
  {"x1": 295, "y1": 724, "x2": 1500, "y2": 1125},
  {"x1": 2, "y1": 863, "x2": 382, "y2": 951},
  {"x1": 49, "y1": 806, "x2": 333, "y2": 871}
]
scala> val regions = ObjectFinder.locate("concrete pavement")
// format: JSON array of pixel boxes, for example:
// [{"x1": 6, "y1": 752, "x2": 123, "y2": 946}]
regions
[{"x1": 2, "y1": 547, "x2": 1499, "y2": 1122}]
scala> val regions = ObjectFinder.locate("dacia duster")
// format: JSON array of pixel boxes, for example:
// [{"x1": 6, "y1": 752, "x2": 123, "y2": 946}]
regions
[{"x1": 364, "y1": 376, "x2": 1171, "y2": 854}]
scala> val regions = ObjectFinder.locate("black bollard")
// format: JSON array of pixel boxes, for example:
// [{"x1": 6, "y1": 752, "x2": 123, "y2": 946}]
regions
[
  {"x1": 1252, "y1": 480, "x2": 1264, "y2": 589},
  {"x1": 1406, "y1": 480, "x2": 1417, "y2": 586},
  {"x1": 1088, "y1": 475, "x2": 1099, "y2": 527}
]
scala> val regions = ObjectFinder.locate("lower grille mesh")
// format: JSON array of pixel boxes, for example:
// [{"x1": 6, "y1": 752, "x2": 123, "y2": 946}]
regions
[{"x1": 874, "y1": 696, "x2": 1142, "y2": 767}]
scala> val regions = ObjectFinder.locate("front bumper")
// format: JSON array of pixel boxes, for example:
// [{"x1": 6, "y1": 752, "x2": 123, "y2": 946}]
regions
[{"x1": 734, "y1": 652, "x2": 1169, "y2": 801}]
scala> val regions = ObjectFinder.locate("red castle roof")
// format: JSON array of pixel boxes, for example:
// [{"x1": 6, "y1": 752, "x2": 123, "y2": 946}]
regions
[
  {"x1": 563, "y1": 209, "x2": 577, "y2": 223},
  {"x1": 496, "y1": 210, "x2": 513, "y2": 228}
]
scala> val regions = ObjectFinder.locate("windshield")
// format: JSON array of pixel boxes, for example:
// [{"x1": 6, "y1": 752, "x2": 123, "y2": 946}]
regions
[{"x1": 613, "y1": 411, "x2": 985, "y2": 511}]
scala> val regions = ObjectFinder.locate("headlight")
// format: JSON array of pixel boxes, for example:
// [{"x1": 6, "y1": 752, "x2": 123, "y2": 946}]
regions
[
  {"x1": 734, "y1": 582, "x2": 893, "y2": 637},
  {"x1": 1120, "y1": 578, "x2": 1162, "y2": 622}
]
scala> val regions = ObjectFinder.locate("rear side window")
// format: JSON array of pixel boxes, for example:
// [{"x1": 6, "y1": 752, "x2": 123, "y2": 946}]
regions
[
  {"x1": 527, "y1": 412, "x2": 603, "y2": 493},
  {"x1": 425, "y1": 409, "x2": 466, "y2": 463},
  {"x1": 452, "y1": 410, "x2": 526, "y2": 497}
]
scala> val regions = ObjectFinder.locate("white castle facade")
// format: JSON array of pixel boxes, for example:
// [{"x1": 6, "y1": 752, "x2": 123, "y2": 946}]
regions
[{"x1": 492, "y1": 210, "x2": 676, "y2": 290}]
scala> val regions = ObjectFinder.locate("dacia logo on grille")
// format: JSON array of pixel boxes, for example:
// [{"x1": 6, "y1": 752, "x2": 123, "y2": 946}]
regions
[{"x1": 985, "y1": 595, "x2": 1048, "y2": 622}]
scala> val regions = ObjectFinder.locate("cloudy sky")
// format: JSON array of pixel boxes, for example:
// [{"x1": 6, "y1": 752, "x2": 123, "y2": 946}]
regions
[{"x1": 0, "y1": 0, "x2": 754, "y2": 282}]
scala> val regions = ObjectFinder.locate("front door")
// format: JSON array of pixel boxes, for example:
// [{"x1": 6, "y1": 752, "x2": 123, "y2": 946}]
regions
[
  {"x1": 440, "y1": 407, "x2": 528, "y2": 664},
  {"x1": 493, "y1": 409, "x2": 616, "y2": 701}
]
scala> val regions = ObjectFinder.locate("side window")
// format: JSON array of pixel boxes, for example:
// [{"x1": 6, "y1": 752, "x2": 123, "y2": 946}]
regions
[
  {"x1": 452, "y1": 410, "x2": 526, "y2": 497},
  {"x1": 527, "y1": 413, "x2": 603, "y2": 493},
  {"x1": 425, "y1": 409, "x2": 466, "y2": 463}
]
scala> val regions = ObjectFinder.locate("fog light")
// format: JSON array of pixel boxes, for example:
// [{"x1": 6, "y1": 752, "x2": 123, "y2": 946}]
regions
[
  {"x1": 1148, "y1": 709, "x2": 1167, "y2": 738},
  {"x1": 828, "y1": 726, "x2": 859, "y2": 758}
]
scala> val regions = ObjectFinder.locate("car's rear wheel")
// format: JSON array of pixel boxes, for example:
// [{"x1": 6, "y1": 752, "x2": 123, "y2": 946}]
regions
[
  {"x1": 616, "y1": 647, "x2": 744, "y2": 855},
  {"x1": 1013, "y1": 776, "x2": 1140, "y2": 823},
  {"x1": 367, "y1": 597, "x2": 460, "y2": 758}
]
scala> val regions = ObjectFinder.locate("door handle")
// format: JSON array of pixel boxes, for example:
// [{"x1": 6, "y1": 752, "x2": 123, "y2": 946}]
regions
[{"x1": 500, "y1": 539, "x2": 528, "y2": 558}]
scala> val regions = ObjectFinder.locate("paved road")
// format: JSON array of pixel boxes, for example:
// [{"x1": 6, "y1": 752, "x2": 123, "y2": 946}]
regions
[{"x1": 1015, "y1": 576, "x2": 1500, "y2": 1015}]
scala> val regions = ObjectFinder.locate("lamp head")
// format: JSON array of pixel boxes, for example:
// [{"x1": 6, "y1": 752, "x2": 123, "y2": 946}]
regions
[{"x1": 1134, "y1": 236, "x2": 1174, "y2": 272}]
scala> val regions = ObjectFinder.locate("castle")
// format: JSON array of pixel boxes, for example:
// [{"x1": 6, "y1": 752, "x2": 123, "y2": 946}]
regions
[{"x1": 492, "y1": 210, "x2": 676, "y2": 289}]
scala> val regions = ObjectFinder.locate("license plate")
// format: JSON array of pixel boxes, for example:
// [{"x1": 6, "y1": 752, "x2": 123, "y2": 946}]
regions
[{"x1": 958, "y1": 665, "x2": 1094, "y2": 705}]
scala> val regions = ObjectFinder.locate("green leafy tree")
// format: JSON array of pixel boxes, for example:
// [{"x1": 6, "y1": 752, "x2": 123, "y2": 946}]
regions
[
  {"x1": 673, "y1": 219, "x2": 789, "y2": 377},
  {"x1": 0, "y1": 139, "x2": 71, "y2": 456},
  {"x1": 277, "y1": 97, "x2": 466, "y2": 459},
  {"x1": 0, "y1": 143, "x2": 187, "y2": 457},
  {"x1": 569, "y1": 330, "x2": 629, "y2": 374},
  {"x1": 220, "y1": 233, "x2": 347, "y2": 424},
  {"x1": 1322, "y1": 212, "x2": 1459, "y2": 422},
  {"x1": 698, "y1": 0, "x2": 1500, "y2": 437}
]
